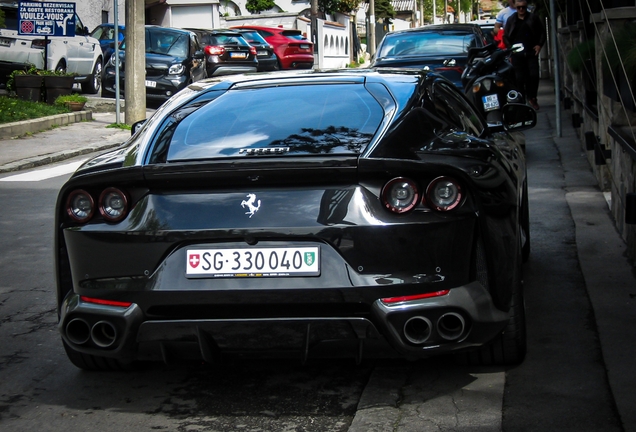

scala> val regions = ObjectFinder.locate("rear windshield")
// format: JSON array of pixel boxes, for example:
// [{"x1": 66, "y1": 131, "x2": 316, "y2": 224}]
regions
[
  {"x1": 207, "y1": 34, "x2": 249, "y2": 46},
  {"x1": 378, "y1": 31, "x2": 478, "y2": 57},
  {"x1": 237, "y1": 30, "x2": 268, "y2": 45},
  {"x1": 281, "y1": 30, "x2": 307, "y2": 40},
  {"x1": 165, "y1": 83, "x2": 384, "y2": 161}
]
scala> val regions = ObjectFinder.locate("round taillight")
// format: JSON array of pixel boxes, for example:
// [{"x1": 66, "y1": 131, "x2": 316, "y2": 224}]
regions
[
  {"x1": 381, "y1": 177, "x2": 420, "y2": 214},
  {"x1": 66, "y1": 190, "x2": 94, "y2": 222},
  {"x1": 426, "y1": 177, "x2": 462, "y2": 211},
  {"x1": 99, "y1": 187, "x2": 128, "y2": 222}
]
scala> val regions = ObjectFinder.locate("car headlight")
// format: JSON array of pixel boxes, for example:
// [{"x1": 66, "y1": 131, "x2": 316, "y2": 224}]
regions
[
  {"x1": 108, "y1": 55, "x2": 118, "y2": 67},
  {"x1": 168, "y1": 64, "x2": 185, "y2": 75}
]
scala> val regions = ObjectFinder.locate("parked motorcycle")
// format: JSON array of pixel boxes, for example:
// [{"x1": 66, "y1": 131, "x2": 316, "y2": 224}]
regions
[{"x1": 461, "y1": 43, "x2": 525, "y2": 125}]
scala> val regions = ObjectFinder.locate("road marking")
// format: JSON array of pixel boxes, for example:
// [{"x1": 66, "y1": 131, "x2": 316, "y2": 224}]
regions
[{"x1": 0, "y1": 160, "x2": 86, "y2": 182}]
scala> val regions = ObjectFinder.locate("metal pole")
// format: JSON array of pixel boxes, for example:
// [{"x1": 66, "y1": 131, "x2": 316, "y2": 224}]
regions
[
  {"x1": 114, "y1": 0, "x2": 120, "y2": 125},
  {"x1": 369, "y1": 0, "x2": 375, "y2": 56},
  {"x1": 550, "y1": 0, "x2": 561, "y2": 137},
  {"x1": 433, "y1": 0, "x2": 436, "y2": 24}
]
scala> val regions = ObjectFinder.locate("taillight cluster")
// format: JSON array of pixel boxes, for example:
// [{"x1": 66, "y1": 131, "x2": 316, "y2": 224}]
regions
[
  {"x1": 204, "y1": 45, "x2": 225, "y2": 56},
  {"x1": 381, "y1": 176, "x2": 463, "y2": 214},
  {"x1": 65, "y1": 188, "x2": 129, "y2": 223}
]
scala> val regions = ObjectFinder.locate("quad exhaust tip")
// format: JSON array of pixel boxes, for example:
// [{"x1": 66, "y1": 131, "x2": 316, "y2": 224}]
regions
[
  {"x1": 91, "y1": 321, "x2": 118, "y2": 348},
  {"x1": 403, "y1": 316, "x2": 433, "y2": 344},
  {"x1": 403, "y1": 313, "x2": 467, "y2": 345},
  {"x1": 437, "y1": 312, "x2": 466, "y2": 341},
  {"x1": 66, "y1": 318, "x2": 91, "y2": 345},
  {"x1": 65, "y1": 318, "x2": 118, "y2": 348}
]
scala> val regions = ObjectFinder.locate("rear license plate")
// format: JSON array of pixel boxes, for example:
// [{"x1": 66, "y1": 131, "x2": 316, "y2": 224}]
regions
[
  {"x1": 230, "y1": 52, "x2": 247, "y2": 59},
  {"x1": 186, "y1": 246, "x2": 320, "y2": 278},
  {"x1": 482, "y1": 94, "x2": 500, "y2": 111},
  {"x1": 145, "y1": 80, "x2": 156, "y2": 88},
  {"x1": 257, "y1": 50, "x2": 268, "y2": 56},
  {"x1": 0, "y1": 38, "x2": 10, "y2": 47}
]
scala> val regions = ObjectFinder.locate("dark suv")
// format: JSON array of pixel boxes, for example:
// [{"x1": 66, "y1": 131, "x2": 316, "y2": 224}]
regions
[
  {"x1": 102, "y1": 26, "x2": 206, "y2": 102},
  {"x1": 232, "y1": 28, "x2": 278, "y2": 71},
  {"x1": 186, "y1": 28, "x2": 258, "y2": 77}
]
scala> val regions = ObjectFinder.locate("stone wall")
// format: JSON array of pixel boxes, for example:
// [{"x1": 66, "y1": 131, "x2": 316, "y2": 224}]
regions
[{"x1": 558, "y1": 7, "x2": 636, "y2": 266}]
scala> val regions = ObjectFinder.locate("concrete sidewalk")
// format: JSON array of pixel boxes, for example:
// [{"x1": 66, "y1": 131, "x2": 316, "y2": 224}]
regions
[{"x1": 0, "y1": 98, "x2": 151, "y2": 174}]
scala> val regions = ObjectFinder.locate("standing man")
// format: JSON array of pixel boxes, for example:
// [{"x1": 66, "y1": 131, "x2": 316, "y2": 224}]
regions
[
  {"x1": 493, "y1": 0, "x2": 516, "y2": 42},
  {"x1": 504, "y1": 0, "x2": 545, "y2": 110}
]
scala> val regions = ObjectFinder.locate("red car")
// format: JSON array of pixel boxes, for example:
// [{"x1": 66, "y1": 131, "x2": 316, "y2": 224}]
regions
[{"x1": 230, "y1": 25, "x2": 314, "y2": 70}]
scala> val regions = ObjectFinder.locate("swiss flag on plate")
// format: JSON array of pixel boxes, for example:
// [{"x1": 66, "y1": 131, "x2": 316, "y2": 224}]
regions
[{"x1": 188, "y1": 254, "x2": 200, "y2": 268}]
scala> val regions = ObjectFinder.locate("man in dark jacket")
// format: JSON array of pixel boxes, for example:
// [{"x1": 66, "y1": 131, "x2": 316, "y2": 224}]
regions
[{"x1": 504, "y1": 0, "x2": 546, "y2": 110}]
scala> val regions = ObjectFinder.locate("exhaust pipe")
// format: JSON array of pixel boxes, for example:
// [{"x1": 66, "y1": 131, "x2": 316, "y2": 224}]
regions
[
  {"x1": 66, "y1": 318, "x2": 91, "y2": 345},
  {"x1": 507, "y1": 90, "x2": 522, "y2": 103},
  {"x1": 403, "y1": 316, "x2": 433, "y2": 344},
  {"x1": 437, "y1": 313, "x2": 466, "y2": 341},
  {"x1": 91, "y1": 321, "x2": 118, "y2": 348}
]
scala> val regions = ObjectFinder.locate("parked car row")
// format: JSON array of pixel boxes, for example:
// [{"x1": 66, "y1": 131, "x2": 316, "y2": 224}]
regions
[{"x1": 101, "y1": 24, "x2": 314, "y2": 103}]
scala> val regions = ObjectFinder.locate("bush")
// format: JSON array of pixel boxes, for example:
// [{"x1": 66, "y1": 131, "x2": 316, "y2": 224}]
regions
[
  {"x1": 566, "y1": 40, "x2": 594, "y2": 74},
  {"x1": 54, "y1": 94, "x2": 88, "y2": 106}
]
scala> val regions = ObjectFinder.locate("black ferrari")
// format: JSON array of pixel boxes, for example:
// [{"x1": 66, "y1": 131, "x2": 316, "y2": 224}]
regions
[{"x1": 55, "y1": 68, "x2": 536, "y2": 370}]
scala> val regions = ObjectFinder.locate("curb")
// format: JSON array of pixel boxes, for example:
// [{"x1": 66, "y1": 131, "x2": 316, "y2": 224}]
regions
[{"x1": 0, "y1": 110, "x2": 93, "y2": 140}]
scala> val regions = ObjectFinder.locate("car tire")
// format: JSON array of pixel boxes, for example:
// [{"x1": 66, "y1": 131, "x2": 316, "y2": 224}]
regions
[
  {"x1": 62, "y1": 340, "x2": 138, "y2": 371},
  {"x1": 101, "y1": 85, "x2": 115, "y2": 99},
  {"x1": 54, "y1": 60, "x2": 66, "y2": 73},
  {"x1": 81, "y1": 59, "x2": 102, "y2": 94},
  {"x1": 457, "y1": 250, "x2": 527, "y2": 366}
]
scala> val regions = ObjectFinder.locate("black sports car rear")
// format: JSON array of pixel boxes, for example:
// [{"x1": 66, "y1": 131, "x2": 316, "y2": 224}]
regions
[{"x1": 55, "y1": 69, "x2": 536, "y2": 370}]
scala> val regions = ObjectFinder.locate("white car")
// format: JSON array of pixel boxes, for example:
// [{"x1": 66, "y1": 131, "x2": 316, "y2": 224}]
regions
[{"x1": 0, "y1": 2, "x2": 103, "y2": 93}]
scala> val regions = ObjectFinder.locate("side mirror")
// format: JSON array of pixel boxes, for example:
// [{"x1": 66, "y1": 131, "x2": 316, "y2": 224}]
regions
[
  {"x1": 501, "y1": 103, "x2": 537, "y2": 132},
  {"x1": 511, "y1": 43, "x2": 524, "y2": 53},
  {"x1": 131, "y1": 119, "x2": 146, "y2": 135},
  {"x1": 194, "y1": 50, "x2": 205, "y2": 60}
]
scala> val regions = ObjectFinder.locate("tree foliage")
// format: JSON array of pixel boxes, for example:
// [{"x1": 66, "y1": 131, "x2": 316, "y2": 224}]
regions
[
  {"x1": 374, "y1": 0, "x2": 396, "y2": 20},
  {"x1": 318, "y1": 0, "x2": 359, "y2": 15},
  {"x1": 246, "y1": 0, "x2": 277, "y2": 14}
]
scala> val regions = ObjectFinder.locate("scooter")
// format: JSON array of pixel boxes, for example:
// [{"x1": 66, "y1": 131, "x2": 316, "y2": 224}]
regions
[{"x1": 461, "y1": 43, "x2": 525, "y2": 125}]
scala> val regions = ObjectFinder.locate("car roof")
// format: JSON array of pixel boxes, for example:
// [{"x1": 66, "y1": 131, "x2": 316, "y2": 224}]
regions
[
  {"x1": 145, "y1": 25, "x2": 193, "y2": 35},
  {"x1": 183, "y1": 28, "x2": 243, "y2": 36},
  {"x1": 389, "y1": 23, "x2": 482, "y2": 35},
  {"x1": 230, "y1": 25, "x2": 290, "y2": 32}
]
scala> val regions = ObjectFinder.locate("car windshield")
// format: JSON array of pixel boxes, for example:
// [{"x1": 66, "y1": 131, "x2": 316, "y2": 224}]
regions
[
  {"x1": 165, "y1": 83, "x2": 384, "y2": 161},
  {"x1": 378, "y1": 31, "x2": 477, "y2": 57},
  {"x1": 145, "y1": 29, "x2": 189, "y2": 57}
]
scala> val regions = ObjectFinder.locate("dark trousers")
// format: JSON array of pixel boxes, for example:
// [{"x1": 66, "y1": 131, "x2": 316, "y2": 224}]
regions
[{"x1": 511, "y1": 51, "x2": 540, "y2": 100}]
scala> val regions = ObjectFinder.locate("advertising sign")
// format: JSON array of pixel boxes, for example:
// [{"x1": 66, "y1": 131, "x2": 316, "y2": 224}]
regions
[{"x1": 17, "y1": 1, "x2": 76, "y2": 37}]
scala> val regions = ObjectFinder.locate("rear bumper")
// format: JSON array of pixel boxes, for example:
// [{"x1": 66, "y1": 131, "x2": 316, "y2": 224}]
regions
[
  {"x1": 58, "y1": 282, "x2": 509, "y2": 363},
  {"x1": 209, "y1": 65, "x2": 257, "y2": 76}
]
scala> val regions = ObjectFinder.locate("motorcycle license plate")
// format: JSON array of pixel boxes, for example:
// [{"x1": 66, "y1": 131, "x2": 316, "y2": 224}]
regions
[{"x1": 482, "y1": 94, "x2": 500, "y2": 112}]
